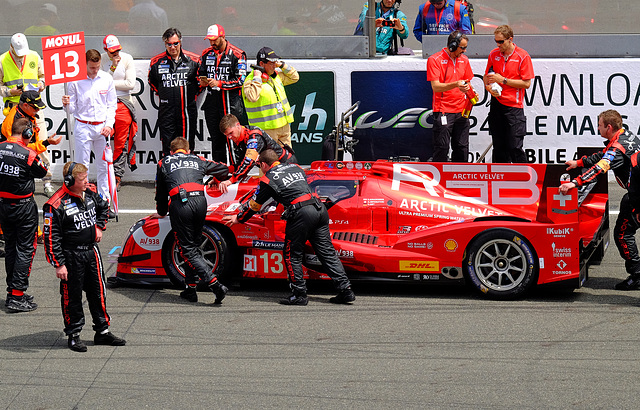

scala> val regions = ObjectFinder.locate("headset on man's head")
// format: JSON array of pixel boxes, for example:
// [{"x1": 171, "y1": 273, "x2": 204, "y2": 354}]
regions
[{"x1": 64, "y1": 162, "x2": 77, "y2": 188}]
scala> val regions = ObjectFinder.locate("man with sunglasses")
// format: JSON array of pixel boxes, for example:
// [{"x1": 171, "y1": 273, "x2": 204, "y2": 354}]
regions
[
  {"x1": 426, "y1": 31, "x2": 473, "y2": 162},
  {"x1": 483, "y1": 25, "x2": 534, "y2": 163},
  {"x1": 148, "y1": 27, "x2": 201, "y2": 156},
  {"x1": 413, "y1": 0, "x2": 471, "y2": 42},
  {"x1": 101, "y1": 35, "x2": 138, "y2": 192}
]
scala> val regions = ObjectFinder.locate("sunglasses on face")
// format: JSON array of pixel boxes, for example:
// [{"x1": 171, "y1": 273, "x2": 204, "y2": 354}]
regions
[
  {"x1": 165, "y1": 41, "x2": 180, "y2": 47},
  {"x1": 459, "y1": 46, "x2": 467, "y2": 50},
  {"x1": 495, "y1": 39, "x2": 506, "y2": 44}
]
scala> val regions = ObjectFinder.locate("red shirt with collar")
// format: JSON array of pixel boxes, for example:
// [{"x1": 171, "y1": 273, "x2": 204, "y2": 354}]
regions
[
  {"x1": 427, "y1": 47, "x2": 473, "y2": 113},
  {"x1": 484, "y1": 43, "x2": 534, "y2": 109}
]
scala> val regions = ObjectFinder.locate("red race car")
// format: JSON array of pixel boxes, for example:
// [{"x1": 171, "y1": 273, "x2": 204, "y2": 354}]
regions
[{"x1": 112, "y1": 160, "x2": 609, "y2": 300}]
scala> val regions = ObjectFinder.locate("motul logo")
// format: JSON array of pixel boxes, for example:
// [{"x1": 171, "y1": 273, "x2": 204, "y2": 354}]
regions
[{"x1": 547, "y1": 227, "x2": 571, "y2": 235}]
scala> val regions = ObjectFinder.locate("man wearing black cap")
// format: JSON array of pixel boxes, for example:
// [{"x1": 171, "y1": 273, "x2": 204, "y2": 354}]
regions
[
  {"x1": 0, "y1": 118, "x2": 49, "y2": 312},
  {"x1": 198, "y1": 24, "x2": 247, "y2": 164},
  {"x1": 242, "y1": 47, "x2": 298, "y2": 149}
]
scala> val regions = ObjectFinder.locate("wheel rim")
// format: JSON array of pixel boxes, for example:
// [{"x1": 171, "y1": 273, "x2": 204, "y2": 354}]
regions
[
  {"x1": 171, "y1": 232, "x2": 219, "y2": 278},
  {"x1": 472, "y1": 238, "x2": 527, "y2": 291}
]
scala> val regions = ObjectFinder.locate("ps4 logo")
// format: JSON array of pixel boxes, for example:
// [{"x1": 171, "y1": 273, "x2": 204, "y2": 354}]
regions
[{"x1": 355, "y1": 108, "x2": 433, "y2": 129}]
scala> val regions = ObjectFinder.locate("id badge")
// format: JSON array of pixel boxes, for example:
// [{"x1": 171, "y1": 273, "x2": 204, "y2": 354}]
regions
[
  {"x1": 440, "y1": 115, "x2": 448, "y2": 126},
  {"x1": 276, "y1": 101, "x2": 284, "y2": 113}
]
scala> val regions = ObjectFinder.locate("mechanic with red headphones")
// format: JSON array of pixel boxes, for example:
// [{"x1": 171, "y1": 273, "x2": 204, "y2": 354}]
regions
[
  {"x1": 0, "y1": 118, "x2": 48, "y2": 312},
  {"x1": 43, "y1": 161, "x2": 126, "y2": 352},
  {"x1": 426, "y1": 30, "x2": 474, "y2": 162}
]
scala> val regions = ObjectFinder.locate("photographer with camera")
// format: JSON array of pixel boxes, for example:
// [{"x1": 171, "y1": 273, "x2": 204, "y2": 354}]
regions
[{"x1": 354, "y1": 0, "x2": 409, "y2": 55}]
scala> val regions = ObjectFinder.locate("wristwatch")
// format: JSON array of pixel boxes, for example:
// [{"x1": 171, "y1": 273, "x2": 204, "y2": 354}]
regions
[{"x1": 503, "y1": 77, "x2": 508, "y2": 85}]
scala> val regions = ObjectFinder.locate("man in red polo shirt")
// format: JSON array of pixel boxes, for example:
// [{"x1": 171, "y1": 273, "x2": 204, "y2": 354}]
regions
[
  {"x1": 426, "y1": 30, "x2": 473, "y2": 162},
  {"x1": 483, "y1": 24, "x2": 534, "y2": 163}
]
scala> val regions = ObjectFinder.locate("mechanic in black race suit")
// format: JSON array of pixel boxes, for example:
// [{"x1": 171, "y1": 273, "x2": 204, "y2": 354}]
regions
[
  {"x1": 148, "y1": 27, "x2": 201, "y2": 156},
  {"x1": 558, "y1": 109, "x2": 640, "y2": 290},
  {"x1": 151, "y1": 137, "x2": 231, "y2": 304},
  {"x1": 0, "y1": 118, "x2": 48, "y2": 312},
  {"x1": 217, "y1": 113, "x2": 296, "y2": 194},
  {"x1": 223, "y1": 149, "x2": 355, "y2": 306},
  {"x1": 198, "y1": 24, "x2": 247, "y2": 164},
  {"x1": 43, "y1": 162, "x2": 126, "y2": 352}
]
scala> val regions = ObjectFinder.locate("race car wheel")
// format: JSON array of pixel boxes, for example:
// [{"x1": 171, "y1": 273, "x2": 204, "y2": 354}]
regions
[
  {"x1": 464, "y1": 229, "x2": 538, "y2": 300},
  {"x1": 161, "y1": 225, "x2": 231, "y2": 289}
]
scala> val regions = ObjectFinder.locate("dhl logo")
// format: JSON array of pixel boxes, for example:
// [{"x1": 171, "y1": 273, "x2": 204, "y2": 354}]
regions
[{"x1": 399, "y1": 260, "x2": 439, "y2": 272}]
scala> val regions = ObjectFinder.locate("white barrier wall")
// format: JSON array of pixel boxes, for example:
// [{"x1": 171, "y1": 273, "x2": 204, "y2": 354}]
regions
[{"x1": 35, "y1": 56, "x2": 640, "y2": 181}]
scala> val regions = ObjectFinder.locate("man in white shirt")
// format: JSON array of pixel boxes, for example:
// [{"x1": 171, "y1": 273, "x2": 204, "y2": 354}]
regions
[
  {"x1": 62, "y1": 49, "x2": 117, "y2": 217},
  {"x1": 101, "y1": 35, "x2": 138, "y2": 191}
]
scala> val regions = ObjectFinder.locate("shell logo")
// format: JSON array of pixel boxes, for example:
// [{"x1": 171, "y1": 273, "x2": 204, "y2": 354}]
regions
[{"x1": 444, "y1": 239, "x2": 458, "y2": 252}]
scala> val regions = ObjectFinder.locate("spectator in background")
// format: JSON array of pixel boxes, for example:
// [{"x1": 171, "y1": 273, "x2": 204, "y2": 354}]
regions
[
  {"x1": 128, "y1": 0, "x2": 169, "y2": 34},
  {"x1": 0, "y1": 33, "x2": 54, "y2": 197},
  {"x1": 426, "y1": 31, "x2": 473, "y2": 162},
  {"x1": 483, "y1": 25, "x2": 534, "y2": 163},
  {"x1": 242, "y1": 47, "x2": 298, "y2": 149},
  {"x1": 101, "y1": 35, "x2": 138, "y2": 191},
  {"x1": 24, "y1": 3, "x2": 59, "y2": 36},
  {"x1": 148, "y1": 28, "x2": 201, "y2": 156},
  {"x1": 354, "y1": 0, "x2": 409, "y2": 55},
  {"x1": 413, "y1": 0, "x2": 471, "y2": 42},
  {"x1": 198, "y1": 24, "x2": 247, "y2": 164}
]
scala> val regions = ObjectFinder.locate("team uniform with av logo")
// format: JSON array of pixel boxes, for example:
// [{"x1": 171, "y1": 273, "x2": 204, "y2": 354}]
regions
[
  {"x1": 148, "y1": 50, "x2": 201, "y2": 155},
  {"x1": 155, "y1": 148, "x2": 230, "y2": 302},
  {"x1": 43, "y1": 185, "x2": 111, "y2": 336}
]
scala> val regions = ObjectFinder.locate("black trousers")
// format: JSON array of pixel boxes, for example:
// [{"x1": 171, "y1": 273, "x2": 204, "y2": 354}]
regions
[
  {"x1": 488, "y1": 98, "x2": 527, "y2": 163},
  {"x1": 158, "y1": 105, "x2": 197, "y2": 157},
  {"x1": 60, "y1": 245, "x2": 110, "y2": 335},
  {"x1": 0, "y1": 198, "x2": 38, "y2": 293},
  {"x1": 432, "y1": 112, "x2": 470, "y2": 162},
  {"x1": 283, "y1": 202, "x2": 351, "y2": 294},
  {"x1": 614, "y1": 193, "x2": 640, "y2": 276},
  {"x1": 170, "y1": 196, "x2": 216, "y2": 287}
]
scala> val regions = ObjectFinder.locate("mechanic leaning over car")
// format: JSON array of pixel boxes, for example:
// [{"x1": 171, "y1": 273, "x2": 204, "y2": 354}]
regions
[
  {"x1": 222, "y1": 149, "x2": 355, "y2": 306},
  {"x1": 151, "y1": 137, "x2": 231, "y2": 304},
  {"x1": 43, "y1": 161, "x2": 126, "y2": 352},
  {"x1": 0, "y1": 118, "x2": 48, "y2": 312},
  {"x1": 558, "y1": 109, "x2": 640, "y2": 291},
  {"x1": 217, "y1": 113, "x2": 297, "y2": 194}
]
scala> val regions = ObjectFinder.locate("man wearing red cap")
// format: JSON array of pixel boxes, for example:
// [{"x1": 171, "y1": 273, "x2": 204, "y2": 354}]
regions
[
  {"x1": 198, "y1": 24, "x2": 247, "y2": 165},
  {"x1": 101, "y1": 35, "x2": 138, "y2": 191}
]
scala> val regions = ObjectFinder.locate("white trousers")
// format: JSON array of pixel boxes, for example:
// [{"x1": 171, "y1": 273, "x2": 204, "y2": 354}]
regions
[{"x1": 73, "y1": 121, "x2": 110, "y2": 203}]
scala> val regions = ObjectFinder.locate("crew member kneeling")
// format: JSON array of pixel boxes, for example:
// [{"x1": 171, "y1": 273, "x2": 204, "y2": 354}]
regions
[
  {"x1": 223, "y1": 149, "x2": 355, "y2": 305},
  {"x1": 43, "y1": 162, "x2": 126, "y2": 352}
]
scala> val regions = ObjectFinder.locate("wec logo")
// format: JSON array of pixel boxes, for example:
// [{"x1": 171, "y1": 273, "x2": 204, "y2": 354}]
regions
[{"x1": 355, "y1": 108, "x2": 432, "y2": 129}]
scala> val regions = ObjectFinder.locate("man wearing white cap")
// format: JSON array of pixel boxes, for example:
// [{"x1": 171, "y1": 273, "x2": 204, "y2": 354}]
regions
[
  {"x1": 101, "y1": 35, "x2": 138, "y2": 191},
  {"x1": 0, "y1": 33, "x2": 54, "y2": 197},
  {"x1": 198, "y1": 24, "x2": 247, "y2": 164}
]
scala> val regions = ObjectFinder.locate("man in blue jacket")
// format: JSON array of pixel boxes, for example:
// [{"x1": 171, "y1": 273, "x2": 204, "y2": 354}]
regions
[
  {"x1": 413, "y1": 0, "x2": 472, "y2": 42},
  {"x1": 355, "y1": 0, "x2": 409, "y2": 55}
]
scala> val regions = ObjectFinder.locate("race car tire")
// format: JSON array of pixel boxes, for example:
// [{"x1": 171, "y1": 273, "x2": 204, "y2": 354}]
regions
[
  {"x1": 161, "y1": 225, "x2": 231, "y2": 289},
  {"x1": 464, "y1": 228, "x2": 538, "y2": 300}
]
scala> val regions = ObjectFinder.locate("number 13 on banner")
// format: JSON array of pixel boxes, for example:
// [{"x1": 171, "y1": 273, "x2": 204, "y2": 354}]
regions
[{"x1": 41, "y1": 32, "x2": 86, "y2": 85}]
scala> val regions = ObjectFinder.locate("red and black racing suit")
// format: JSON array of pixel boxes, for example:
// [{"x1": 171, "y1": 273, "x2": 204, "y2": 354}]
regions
[
  {"x1": 148, "y1": 50, "x2": 201, "y2": 156},
  {"x1": 0, "y1": 136, "x2": 48, "y2": 296},
  {"x1": 43, "y1": 186, "x2": 111, "y2": 336},
  {"x1": 228, "y1": 125, "x2": 297, "y2": 184},
  {"x1": 198, "y1": 42, "x2": 247, "y2": 163},
  {"x1": 155, "y1": 149, "x2": 230, "y2": 287},
  {"x1": 572, "y1": 128, "x2": 640, "y2": 276},
  {"x1": 236, "y1": 161, "x2": 351, "y2": 296}
]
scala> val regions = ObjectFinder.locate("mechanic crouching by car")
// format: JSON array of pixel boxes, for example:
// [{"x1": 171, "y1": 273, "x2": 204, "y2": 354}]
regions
[
  {"x1": 151, "y1": 137, "x2": 231, "y2": 304},
  {"x1": 558, "y1": 109, "x2": 640, "y2": 291},
  {"x1": 43, "y1": 162, "x2": 126, "y2": 352},
  {"x1": 222, "y1": 149, "x2": 355, "y2": 305}
]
